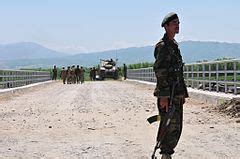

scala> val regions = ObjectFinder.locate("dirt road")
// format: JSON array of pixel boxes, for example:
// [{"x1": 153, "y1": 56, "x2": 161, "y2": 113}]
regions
[{"x1": 0, "y1": 81, "x2": 239, "y2": 159}]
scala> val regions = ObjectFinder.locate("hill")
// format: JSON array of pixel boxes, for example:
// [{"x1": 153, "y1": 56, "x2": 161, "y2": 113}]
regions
[
  {"x1": 0, "y1": 41, "x2": 240, "y2": 69},
  {"x1": 0, "y1": 42, "x2": 67, "y2": 60}
]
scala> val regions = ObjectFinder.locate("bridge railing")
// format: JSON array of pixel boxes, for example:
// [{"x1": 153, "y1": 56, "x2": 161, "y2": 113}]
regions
[
  {"x1": 127, "y1": 59, "x2": 240, "y2": 95},
  {"x1": 127, "y1": 67, "x2": 156, "y2": 83},
  {"x1": 0, "y1": 69, "x2": 51, "y2": 89}
]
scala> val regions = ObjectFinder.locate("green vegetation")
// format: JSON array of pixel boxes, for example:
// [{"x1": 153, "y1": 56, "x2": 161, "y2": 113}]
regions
[
  {"x1": 186, "y1": 58, "x2": 240, "y2": 71},
  {"x1": 127, "y1": 62, "x2": 154, "y2": 69}
]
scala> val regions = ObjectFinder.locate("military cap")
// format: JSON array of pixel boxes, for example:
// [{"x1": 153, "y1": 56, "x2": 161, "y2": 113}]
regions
[{"x1": 161, "y1": 12, "x2": 178, "y2": 27}]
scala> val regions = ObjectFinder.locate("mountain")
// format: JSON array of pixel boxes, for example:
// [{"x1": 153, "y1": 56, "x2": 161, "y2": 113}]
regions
[
  {"x1": 0, "y1": 45, "x2": 155, "y2": 69},
  {"x1": 0, "y1": 42, "x2": 67, "y2": 60},
  {"x1": 65, "y1": 46, "x2": 155, "y2": 66},
  {"x1": 1, "y1": 41, "x2": 240, "y2": 69},
  {"x1": 180, "y1": 41, "x2": 240, "y2": 62}
]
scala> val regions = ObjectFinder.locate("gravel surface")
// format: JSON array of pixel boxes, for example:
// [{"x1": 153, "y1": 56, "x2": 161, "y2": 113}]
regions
[{"x1": 0, "y1": 80, "x2": 239, "y2": 159}]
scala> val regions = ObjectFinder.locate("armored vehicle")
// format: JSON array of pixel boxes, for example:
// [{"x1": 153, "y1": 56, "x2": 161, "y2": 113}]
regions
[{"x1": 98, "y1": 59, "x2": 118, "y2": 80}]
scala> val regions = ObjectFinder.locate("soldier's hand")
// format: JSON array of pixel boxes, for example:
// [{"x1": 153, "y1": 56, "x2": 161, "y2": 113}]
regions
[{"x1": 160, "y1": 97, "x2": 169, "y2": 111}]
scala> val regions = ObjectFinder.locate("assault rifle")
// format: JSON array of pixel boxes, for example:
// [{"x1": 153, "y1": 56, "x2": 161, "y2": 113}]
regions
[
  {"x1": 150, "y1": 81, "x2": 177, "y2": 159},
  {"x1": 147, "y1": 114, "x2": 160, "y2": 124}
]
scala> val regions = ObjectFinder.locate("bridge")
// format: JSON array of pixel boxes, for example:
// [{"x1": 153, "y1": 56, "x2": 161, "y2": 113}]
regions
[
  {"x1": 0, "y1": 60, "x2": 239, "y2": 158},
  {"x1": 127, "y1": 59, "x2": 240, "y2": 95},
  {"x1": 0, "y1": 69, "x2": 50, "y2": 89}
]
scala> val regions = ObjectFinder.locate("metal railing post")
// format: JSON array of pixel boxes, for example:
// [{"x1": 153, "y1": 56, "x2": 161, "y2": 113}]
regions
[
  {"x1": 216, "y1": 63, "x2": 219, "y2": 92},
  {"x1": 233, "y1": 61, "x2": 237, "y2": 95},
  {"x1": 224, "y1": 62, "x2": 227, "y2": 93},
  {"x1": 209, "y1": 64, "x2": 212, "y2": 91},
  {"x1": 191, "y1": 65, "x2": 194, "y2": 88},
  {"x1": 203, "y1": 63, "x2": 205, "y2": 90}
]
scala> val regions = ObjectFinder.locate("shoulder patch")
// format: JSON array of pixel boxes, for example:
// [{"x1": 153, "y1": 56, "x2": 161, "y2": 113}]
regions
[
  {"x1": 154, "y1": 40, "x2": 166, "y2": 59},
  {"x1": 155, "y1": 40, "x2": 165, "y2": 48}
]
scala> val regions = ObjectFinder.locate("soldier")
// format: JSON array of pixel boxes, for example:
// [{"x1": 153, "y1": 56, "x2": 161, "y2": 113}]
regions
[
  {"x1": 52, "y1": 65, "x2": 57, "y2": 80},
  {"x1": 66, "y1": 66, "x2": 71, "y2": 84},
  {"x1": 60, "y1": 67, "x2": 67, "y2": 84},
  {"x1": 80, "y1": 66, "x2": 85, "y2": 84},
  {"x1": 89, "y1": 68, "x2": 93, "y2": 81},
  {"x1": 123, "y1": 63, "x2": 127, "y2": 80},
  {"x1": 75, "y1": 65, "x2": 81, "y2": 84},
  {"x1": 71, "y1": 65, "x2": 76, "y2": 84},
  {"x1": 92, "y1": 67, "x2": 96, "y2": 81},
  {"x1": 153, "y1": 13, "x2": 189, "y2": 159}
]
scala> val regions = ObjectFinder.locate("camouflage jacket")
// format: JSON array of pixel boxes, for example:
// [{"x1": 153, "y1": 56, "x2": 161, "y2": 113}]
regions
[{"x1": 153, "y1": 33, "x2": 189, "y2": 99}]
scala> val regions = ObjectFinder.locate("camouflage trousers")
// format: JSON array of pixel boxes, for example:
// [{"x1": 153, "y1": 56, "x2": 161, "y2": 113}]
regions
[{"x1": 157, "y1": 98, "x2": 183, "y2": 155}]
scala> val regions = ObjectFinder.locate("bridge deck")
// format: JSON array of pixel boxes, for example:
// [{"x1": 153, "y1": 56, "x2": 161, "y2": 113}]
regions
[{"x1": 0, "y1": 81, "x2": 239, "y2": 158}]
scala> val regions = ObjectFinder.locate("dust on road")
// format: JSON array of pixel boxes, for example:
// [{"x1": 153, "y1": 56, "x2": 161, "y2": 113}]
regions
[{"x1": 0, "y1": 81, "x2": 239, "y2": 159}]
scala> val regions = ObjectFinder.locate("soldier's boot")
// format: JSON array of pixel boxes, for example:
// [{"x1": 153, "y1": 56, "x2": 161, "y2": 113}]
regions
[{"x1": 161, "y1": 154, "x2": 172, "y2": 159}]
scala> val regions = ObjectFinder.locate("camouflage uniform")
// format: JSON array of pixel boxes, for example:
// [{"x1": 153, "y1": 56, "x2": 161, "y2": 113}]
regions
[
  {"x1": 92, "y1": 67, "x2": 96, "y2": 81},
  {"x1": 52, "y1": 65, "x2": 57, "y2": 80},
  {"x1": 89, "y1": 68, "x2": 93, "y2": 81},
  {"x1": 123, "y1": 64, "x2": 127, "y2": 80},
  {"x1": 61, "y1": 67, "x2": 67, "y2": 84},
  {"x1": 71, "y1": 65, "x2": 76, "y2": 84},
  {"x1": 66, "y1": 66, "x2": 71, "y2": 84},
  {"x1": 153, "y1": 33, "x2": 188, "y2": 155},
  {"x1": 75, "y1": 65, "x2": 81, "y2": 84},
  {"x1": 80, "y1": 67, "x2": 85, "y2": 84}
]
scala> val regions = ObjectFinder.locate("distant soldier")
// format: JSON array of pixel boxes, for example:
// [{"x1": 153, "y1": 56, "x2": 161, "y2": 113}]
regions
[
  {"x1": 109, "y1": 58, "x2": 116, "y2": 66},
  {"x1": 52, "y1": 65, "x2": 57, "y2": 80},
  {"x1": 93, "y1": 67, "x2": 96, "y2": 81},
  {"x1": 80, "y1": 66, "x2": 85, "y2": 84},
  {"x1": 89, "y1": 68, "x2": 93, "y2": 81},
  {"x1": 71, "y1": 65, "x2": 76, "y2": 84},
  {"x1": 60, "y1": 67, "x2": 67, "y2": 84},
  {"x1": 75, "y1": 65, "x2": 81, "y2": 84},
  {"x1": 152, "y1": 12, "x2": 188, "y2": 159},
  {"x1": 123, "y1": 63, "x2": 127, "y2": 80},
  {"x1": 66, "y1": 66, "x2": 71, "y2": 84}
]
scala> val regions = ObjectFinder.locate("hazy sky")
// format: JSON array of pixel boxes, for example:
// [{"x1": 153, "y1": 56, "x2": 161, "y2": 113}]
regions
[{"x1": 0, "y1": 0, "x2": 239, "y2": 54}]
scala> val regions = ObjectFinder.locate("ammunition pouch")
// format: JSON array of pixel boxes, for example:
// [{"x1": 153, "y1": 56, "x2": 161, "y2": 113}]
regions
[{"x1": 153, "y1": 87, "x2": 170, "y2": 98}]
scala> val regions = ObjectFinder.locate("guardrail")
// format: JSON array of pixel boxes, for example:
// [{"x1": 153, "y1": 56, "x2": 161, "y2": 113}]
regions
[
  {"x1": 0, "y1": 69, "x2": 51, "y2": 89},
  {"x1": 127, "y1": 67, "x2": 156, "y2": 83},
  {"x1": 127, "y1": 59, "x2": 240, "y2": 95}
]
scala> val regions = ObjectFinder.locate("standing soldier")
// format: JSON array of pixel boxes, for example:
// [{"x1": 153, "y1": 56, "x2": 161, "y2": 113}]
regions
[
  {"x1": 71, "y1": 65, "x2": 76, "y2": 84},
  {"x1": 92, "y1": 67, "x2": 96, "y2": 81},
  {"x1": 75, "y1": 65, "x2": 81, "y2": 84},
  {"x1": 69, "y1": 66, "x2": 74, "y2": 84},
  {"x1": 123, "y1": 63, "x2": 127, "y2": 80},
  {"x1": 80, "y1": 66, "x2": 85, "y2": 84},
  {"x1": 66, "y1": 66, "x2": 71, "y2": 84},
  {"x1": 60, "y1": 67, "x2": 67, "y2": 84},
  {"x1": 152, "y1": 13, "x2": 188, "y2": 159},
  {"x1": 89, "y1": 68, "x2": 93, "y2": 81},
  {"x1": 52, "y1": 65, "x2": 57, "y2": 80}
]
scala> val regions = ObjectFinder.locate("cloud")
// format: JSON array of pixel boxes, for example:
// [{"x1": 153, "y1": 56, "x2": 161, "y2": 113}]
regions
[
  {"x1": 111, "y1": 41, "x2": 152, "y2": 50},
  {"x1": 48, "y1": 44, "x2": 90, "y2": 54}
]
